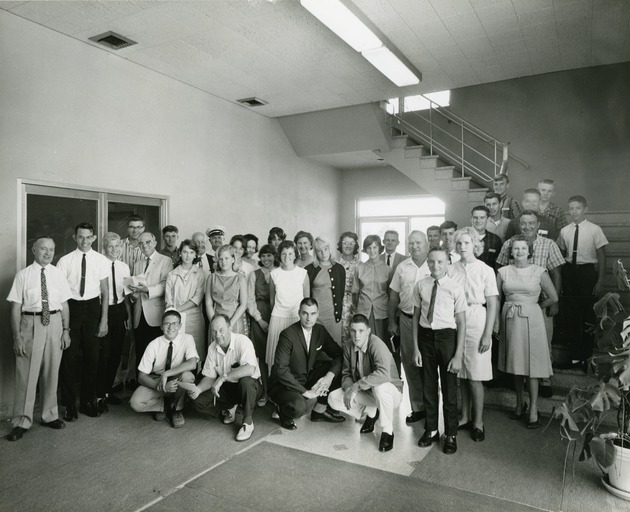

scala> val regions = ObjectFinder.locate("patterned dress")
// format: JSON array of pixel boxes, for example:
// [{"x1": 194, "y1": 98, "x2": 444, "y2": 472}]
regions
[{"x1": 337, "y1": 256, "x2": 359, "y2": 343}]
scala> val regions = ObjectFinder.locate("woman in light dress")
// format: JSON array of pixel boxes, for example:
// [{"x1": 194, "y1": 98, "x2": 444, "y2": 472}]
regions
[
  {"x1": 266, "y1": 240, "x2": 309, "y2": 370},
  {"x1": 205, "y1": 245, "x2": 248, "y2": 335},
  {"x1": 230, "y1": 235, "x2": 255, "y2": 277},
  {"x1": 305, "y1": 237, "x2": 345, "y2": 345},
  {"x1": 294, "y1": 230, "x2": 314, "y2": 268},
  {"x1": 336, "y1": 231, "x2": 360, "y2": 343},
  {"x1": 448, "y1": 228, "x2": 498, "y2": 442},
  {"x1": 496, "y1": 236, "x2": 558, "y2": 429},
  {"x1": 165, "y1": 239, "x2": 207, "y2": 363}
]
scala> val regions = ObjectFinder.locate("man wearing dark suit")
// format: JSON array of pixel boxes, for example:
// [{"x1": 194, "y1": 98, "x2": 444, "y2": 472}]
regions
[
  {"x1": 192, "y1": 232, "x2": 215, "y2": 273},
  {"x1": 269, "y1": 298, "x2": 345, "y2": 430}
]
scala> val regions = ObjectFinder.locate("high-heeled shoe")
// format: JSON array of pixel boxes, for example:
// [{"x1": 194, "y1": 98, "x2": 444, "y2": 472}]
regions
[{"x1": 509, "y1": 402, "x2": 528, "y2": 420}]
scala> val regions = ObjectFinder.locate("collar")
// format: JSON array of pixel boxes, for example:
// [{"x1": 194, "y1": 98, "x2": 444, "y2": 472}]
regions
[
  {"x1": 75, "y1": 248, "x2": 93, "y2": 256},
  {"x1": 353, "y1": 338, "x2": 369, "y2": 354},
  {"x1": 216, "y1": 339, "x2": 233, "y2": 355},
  {"x1": 573, "y1": 219, "x2": 587, "y2": 226}
]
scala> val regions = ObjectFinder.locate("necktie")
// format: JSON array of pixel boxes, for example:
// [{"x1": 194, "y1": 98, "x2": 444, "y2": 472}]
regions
[
  {"x1": 387, "y1": 254, "x2": 391, "y2": 267},
  {"x1": 79, "y1": 253, "x2": 86, "y2": 297},
  {"x1": 427, "y1": 280, "x2": 438, "y2": 325},
  {"x1": 41, "y1": 268, "x2": 50, "y2": 326},
  {"x1": 165, "y1": 341, "x2": 173, "y2": 371},
  {"x1": 355, "y1": 350, "x2": 362, "y2": 380},
  {"x1": 112, "y1": 262, "x2": 118, "y2": 304},
  {"x1": 144, "y1": 256, "x2": 150, "y2": 273},
  {"x1": 571, "y1": 225, "x2": 579, "y2": 265}
]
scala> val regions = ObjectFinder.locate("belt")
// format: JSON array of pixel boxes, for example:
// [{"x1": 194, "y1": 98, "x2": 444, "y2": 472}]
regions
[
  {"x1": 400, "y1": 311, "x2": 413, "y2": 319},
  {"x1": 22, "y1": 310, "x2": 60, "y2": 316},
  {"x1": 69, "y1": 297, "x2": 100, "y2": 303}
]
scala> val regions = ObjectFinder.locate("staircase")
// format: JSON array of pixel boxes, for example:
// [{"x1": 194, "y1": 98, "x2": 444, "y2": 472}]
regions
[{"x1": 383, "y1": 134, "x2": 490, "y2": 226}]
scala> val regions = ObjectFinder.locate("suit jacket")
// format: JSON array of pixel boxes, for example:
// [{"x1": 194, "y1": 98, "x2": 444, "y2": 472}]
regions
[
  {"x1": 380, "y1": 252, "x2": 407, "y2": 273},
  {"x1": 133, "y1": 251, "x2": 173, "y2": 327},
  {"x1": 341, "y1": 334, "x2": 403, "y2": 392},
  {"x1": 269, "y1": 322, "x2": 342, "y2": 394},
  {"x1": 478, "y1": 230, "x2": 503, "y2": 270},
  {"x1": 204, "y1": 253, "x2": 215, "y2": 273}
]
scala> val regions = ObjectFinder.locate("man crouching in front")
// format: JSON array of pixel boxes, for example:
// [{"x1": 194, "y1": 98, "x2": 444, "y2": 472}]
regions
[{"x1": 129, "y1": 310, "x2": 198, "y2": 428}]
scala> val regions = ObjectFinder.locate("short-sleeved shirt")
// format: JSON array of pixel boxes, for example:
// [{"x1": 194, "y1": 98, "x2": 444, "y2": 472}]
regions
[
  {"x1": 105, "y1": 259, "x2": 130, "y2": 306},
  {"x1": 413, "y1": 275, "x2": 467, "y2": 329},
  {"x1": 56, "y1": 249, "x2": 111, "y2": 301},
  {"x1": 389, "y1": 258, "x2": 430, "y2": 315},
  {"x1": 138, "y1": 333, "x2": 199, "y2": 375},
  {"x1": 119, "y1": 238, "x2": 143, "y2": 275},
  {"x1": 271, "y1": 266, "x2": 307, "y2": 318},
  {"x1": 496, "y1": 235, "x2": 565, "y2": 271},
  {"x1": 486, "y1": 217, "x2": 511, "y2": 242},
  {"x1": 202, "y1": 333, "x2": 261, "y2": 380},
  {"x1": 557, "y1": 220, "x2": 608, "y2": 264},
  {"x1": 448, "y1": 259, "x2": 498, "y2": 305},
  {"x1": 352, "y1": 260, "x2": 393, "y2": 319},
  {"x1": 7, "y1": 262, "x2": 73, "y2": 312}
]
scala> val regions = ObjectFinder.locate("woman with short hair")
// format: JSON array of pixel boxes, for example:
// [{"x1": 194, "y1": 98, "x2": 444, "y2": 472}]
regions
[
  {"x1": 243, "y1": 233, "x2": 259, "y2": 267},
  {"x1": 337, "y1": 231, "x2": 360, "y2": 342},
  {"x1": 294, "y1": 230, "x2": 314, "y2": 268},
  {"x1": 305, "y1": 237, "x2": 345, "y2": 344},
  {"x1": 230, "y1": 234, "x2": 255, "y2": 277},
  {"x1": 267, "y1": 227, "x2": 286, "y2": 250}
]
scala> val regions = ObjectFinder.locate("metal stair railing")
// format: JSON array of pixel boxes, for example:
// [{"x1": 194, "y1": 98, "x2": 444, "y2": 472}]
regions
[{"x1": 388, "y1": 95, "x2": 529, "y2": 185}]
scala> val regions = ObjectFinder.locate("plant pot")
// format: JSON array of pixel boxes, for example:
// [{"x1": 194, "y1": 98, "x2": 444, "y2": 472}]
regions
[{"x1": 608, "y1": 439, "x2": 630, "y2": 495}]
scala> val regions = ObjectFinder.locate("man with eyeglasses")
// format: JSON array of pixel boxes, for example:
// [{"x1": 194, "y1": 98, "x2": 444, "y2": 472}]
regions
[
  {"x1": 120, "y1": 214, "x2": 145, "y2": 275},
  {"x1": 130, "y1": 310, "x2": 198, "y2": 428},
  {"x1": 129, "y1": 232, "x2": 173, "y2": 371}
]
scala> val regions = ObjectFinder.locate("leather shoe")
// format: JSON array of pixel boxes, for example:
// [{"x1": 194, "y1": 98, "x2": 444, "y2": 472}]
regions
[
  {"x1": 527, "y1": 416, "x2": 542, "y2": 429},
  {"x1": 509, "y1": 403, "x2": 528, "y2": 420},
  {"x1": 360, "y1": 410, "x2": 379, "y2": 434},
  {"x1": 63, "y1": 406, "x2": 78, "y2": 422},
  {"x1": 406, "y1": 411, "x2": 426, "y2": 424},
  {"x1": 42, "y1": 419, "x2": 66, "y2": 430},
  {"x1": 471, "y1": 427, "x2": 485, "y2": 442},
  {"x1": 281, "y1": 419, "x2": 297, "y2": 430},
  {"x1": 96, "y1": 398, "x2": 109, "y2": 414},
  {"x1": 7, "y1": 427, "x2": 27, "y2": 441},
  {"x1": 379, "y1": 432, "x2": 394, "y2": 452},
  {"x1": 79, "y1": 402, "x2": 101, "y2": 418},
  {"x1": 106, "y1": 393, "x2": 122, "y2": 405},
  {"x1": 443, "y1": 435, "x2": 457, "y2": 454},
  {"x1": 418, "y1": 430, "x2": 439, "y2": 447},
  {"x1": 310, "y1": 408, "x2": 346, "y2": 423},
  {"x1": 457, "y1": 420, "x2": 473, "y2": 431}
]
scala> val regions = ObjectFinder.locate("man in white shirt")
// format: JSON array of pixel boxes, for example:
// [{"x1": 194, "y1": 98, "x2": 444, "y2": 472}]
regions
[
  {"x1": 119, "y1": 214, "x2": 145, "y2": 275},
  {"x1": 206, "y1": 225, "x2": 226, "y2": 257},
  {"x1": 6, "y1": 236, "x2": 73, "y2": 441},
  {"x1": 190, "y1": 314, "x2": 262, "y2": 441},
  {"x1": 57, "y1": 222, "x2": 110, "y2": 420},
  {"x1": 192, "y1": 231, "x2": 214, "y2": 273},
  {"x1": 439, "y1": 221, "x2": 461, "y2": 264},
  {"x1": 388, "y1": 230, "x2": 430, "y2": 424},
  {"x1": 130, "y1": 310, "x2": 198, "y2": 428},
  {"x1": 381, "y1": 230, "x2": 407, "y2": 271},
  {"x1": 96, "y1": 233, "x2": 132, "y2": 412}
]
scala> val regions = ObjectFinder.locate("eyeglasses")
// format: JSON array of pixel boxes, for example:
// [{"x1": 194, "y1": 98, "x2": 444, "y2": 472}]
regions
[{"x1": 162, "y1": 322, "x2": 180, "y2": 328}]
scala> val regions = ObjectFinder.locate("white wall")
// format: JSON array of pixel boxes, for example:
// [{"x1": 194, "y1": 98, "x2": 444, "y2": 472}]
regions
[{"x1": 0, "y1": 12, "x2": 341, "y2": 415}]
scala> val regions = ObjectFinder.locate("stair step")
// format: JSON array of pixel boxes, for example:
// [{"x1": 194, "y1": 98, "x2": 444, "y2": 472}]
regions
[
  {"x1": 419, "y1": 155, "x2": 439, "y2": 169},
  {"x1": 435, "y1": 166, "x2": 456, "y2": 180},
  {"x1": 467, "y1": 187, "x2": 490, "y2": 202},
  {"x1": 404, "y1": 145, "x2": 424, "y2": 158},
  {"x1": 390, "y1": 135, "x2": 410, "y2": 148},
  {"x1": 451, "y1": 177, "x2": 472, "y2": 191},
  {"x1": 583, "y1": 211, "x2": 630, "y2": 224}
]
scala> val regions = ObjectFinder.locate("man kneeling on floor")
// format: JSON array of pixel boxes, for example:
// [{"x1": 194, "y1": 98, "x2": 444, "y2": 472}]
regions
[
  {"x1": 189, "y1": 314, "x2": 261, "y2": 442},
  {"x1": 328, "y1": 314, "x2": 403, "y2": 452},
  {"x1": 268, "y1": 298, "x2": 345, "y2": 430},
  {"x1": 129, "y1": 310, "x2": 198, "y2": 428}
]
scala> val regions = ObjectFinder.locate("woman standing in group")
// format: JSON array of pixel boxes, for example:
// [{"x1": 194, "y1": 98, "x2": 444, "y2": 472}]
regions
[
  {"x1": 352, "y1": 235, "x2": 392, "y2": 341},
  {"x1": 448, "y1": 228, "x2": 498, "y2": 443},
  {"x1": 267, "y1": 227, "x2": 286, "y2": 250},
  {"x1": 294, "y1": 231, "x2": 314, "y2": 268},
  {"x1": 496, "y1": 235, "x2": 558, "y2": 429},
  {"x1": 205, "y1": 245, "x2": 248, "y2": 335},
  {"x1": 230, "y1": 234, "x2": 255, "y2": 277},
  {"x1": 266, "y1": 240, "x2": 309, "y2": 370},
  {"x1": 247, "y1": 244, "x2": 278, "y2": 406},
  {"x1": 337, "y1": 231, "x2": 360, "y2": 343},
  {"x1": 243, "y1": 233, "x2": 259, "y2": 267},
  {"x1": 165, "y1": 239, "x2": 207, "y2": 362},
  {"x1": 305, "y1": 237, "x2": 345, "y2": 344}
]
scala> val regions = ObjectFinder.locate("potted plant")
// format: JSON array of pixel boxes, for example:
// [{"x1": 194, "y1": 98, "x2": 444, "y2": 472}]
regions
[{"x1": 552, "y1": 260, "x2": 630, "y2": 499}]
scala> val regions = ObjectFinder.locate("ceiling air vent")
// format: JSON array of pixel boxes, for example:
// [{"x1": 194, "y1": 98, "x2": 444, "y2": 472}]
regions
[
  {"x1": 237, "y1": 97, "x2": 268, "y2": 107},
  {"x1": 89, "y1": 31, "x2": 137, "y2": 50}
]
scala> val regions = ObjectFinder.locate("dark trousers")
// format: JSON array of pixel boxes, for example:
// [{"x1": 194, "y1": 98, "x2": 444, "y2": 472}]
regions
[
  {"x1": 195, "y1": 377, "x2": 261, "y2": 421},
  {"x1": 384, "y1": 317, "x2": 402, "y2": 376},
  {"x1": 60, "y1": 298, "x2": 102, "y2": 408},
  {"x1": 418, "y1": 327, "x2": 458, "y2": 436},
  {"x1": 269, "y1": 362, "x2": 341, "y2": 421},
  {"x1": 134, "y1": 312, "x2": 162, "y2": 373},
  {"x1": 96, "y1": 302, "x2": 127, "y2": 397},
  {"x1": 562, "y1": 264, "x2": 597, "y2": 361}
]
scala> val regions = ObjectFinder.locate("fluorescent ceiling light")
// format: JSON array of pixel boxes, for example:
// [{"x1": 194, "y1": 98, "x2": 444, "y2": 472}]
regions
[
  {"x1": 362, "y1": 46, "x2": 420, "y2": 87},
  {"x1": 300, "y1": 0, "x2": 382, "y2": 52}
]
